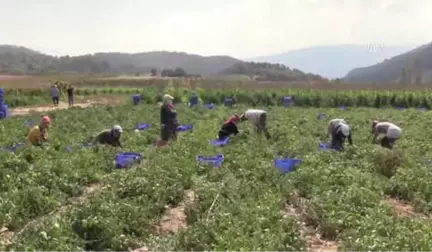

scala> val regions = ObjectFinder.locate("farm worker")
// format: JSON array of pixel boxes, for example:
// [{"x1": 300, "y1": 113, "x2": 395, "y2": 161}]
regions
[
  {"x1": 91, "y1": 125, "x2": 123, "y2": 147},
  {"x1": 327, "y1": 118, "x2": 352, "y2": 150},
  {"x1": 50, "y1": 84, "x2": 60, "y2": 107},
  {"x1": 66, "y1": 85, "x2": 74, "y2": 107},
  {"x1": 327, "y1": 118, "x2": 347, "y2": 137},
  {"x1": 157, "y1": 94, "x2": 179, "y2": 147},
  {"x1": 218, "y1": 114, "x2": 241, "y2": 140},
  {"x1": 240, "y1": 109, "x2": 271, "y2": 139},
  {"x1": 371, "y1": 120, "x2": 402, "y2": 149},
  {"x1": 27, "y1": 115, "x2": 51, "y2": 146}
]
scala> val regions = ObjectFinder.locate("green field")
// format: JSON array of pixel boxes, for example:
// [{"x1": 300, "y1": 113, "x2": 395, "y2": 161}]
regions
[{"x1": 1, "y1": 102, "x2": 432, "y2": 251}]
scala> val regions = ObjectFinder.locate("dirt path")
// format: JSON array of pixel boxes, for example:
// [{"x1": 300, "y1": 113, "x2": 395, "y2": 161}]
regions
[
  {"x1": 283, "y1": 191, "x2": 339, "y2": 252},
  {"x1": 10, "y1": 102, "x2": 93, "y2": 116},
  {"x1": 158, "y1": 190, "x2": 197, "y2": 235},
  {"x1": 9, "y1": 95, "x2": 127, "y2": 117}
]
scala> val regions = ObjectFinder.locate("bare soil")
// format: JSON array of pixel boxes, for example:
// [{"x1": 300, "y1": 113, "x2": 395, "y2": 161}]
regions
[
  {"x1": 158, "y1": 190, "x2": 197, "y2": 235},
  {"x1": 384, "y1": 197, "x2": 429, "y2": 219},
  {"x1": 9, "y1": 95, "x2": 126, "y2": 117},
  {"x1": 283, "y1": 192, "x2": 339, "y2": 252}
]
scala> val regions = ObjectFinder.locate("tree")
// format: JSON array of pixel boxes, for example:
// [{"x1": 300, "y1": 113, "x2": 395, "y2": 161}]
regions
[{"x1": 151, "y1": 68, "x2": 157, "y2": 76}]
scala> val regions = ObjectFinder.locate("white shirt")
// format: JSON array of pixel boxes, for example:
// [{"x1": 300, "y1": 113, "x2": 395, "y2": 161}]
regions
[
  {"x1": 244, "y1": 109, "x2": 266, "y2": 124},
  {"x1": 328, "y1": 118, "x2": 347, "y2": 136}
]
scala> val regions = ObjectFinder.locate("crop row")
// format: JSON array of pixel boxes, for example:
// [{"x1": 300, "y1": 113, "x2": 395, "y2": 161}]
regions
[
  {"x1": 1, "y1": 104, "x2": 432, "y2": 250},
  {"x1": 4, "y1": 86, "x2": 432, "y2": 109}
]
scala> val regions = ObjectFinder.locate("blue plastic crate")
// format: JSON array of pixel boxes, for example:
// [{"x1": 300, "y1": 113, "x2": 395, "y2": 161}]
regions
[
  {"x1": 132, "y1": 94, "x2": 141, "y2": 105},
  {"x1": 115, "y1": 152, "x2": 143, "y2": 169},
  {"x1": 137, "y1": 123, "x2": 150, "y2": 130},
  {"x1": 224, "y1": 98, "x2": 233, "y2": 108},
  {"x1": 318, "y1": 113, "x2": 327, "y2": 120},
  {"x1": 25, "y1": 119, "x2": 35, "y2": 127},
  {"x1": 197, "y1": 154, "x2": 224, "y2": 168},
  {"x1": 209, "y1": 137, "x2": 229, "y2": 147},
  {"x1": 205, "y1": 103, "x2": 215, "y2": 109},
  {"x1": 418, "y1": 107, "x2": 426, "y2": 112},
  {"x1": 274, "y1": 158, "x2": 301, "y2": 174},
  {"x1": 396, "y1": 106, "x2": 406, "y2": 111},
  {"x1": 5, "y1": 142, "x2": 25, "y2": 152},
  {"x1": 83, "y1": 142, "x2": 93, "y2": 148},
  {"x1": 283, "y1": 96, "x2": 293, "y2": 107},
  {"x1": 177, "y1": 124, "x2": 193, "y2": 132},
  {"x1": 189, "y1": 96, "x2": 198, "y2": 108},
  {"x1": 319, "y1": 142, "x2": 342, "y2": 151}
]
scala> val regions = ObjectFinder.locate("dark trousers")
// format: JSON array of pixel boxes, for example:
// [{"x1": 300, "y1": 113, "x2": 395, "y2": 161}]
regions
[
  {"x1": 256, "y1": 113, "x2": 271, "y2": 139},
  {"x1": 161, "y1": 125, "x2": 177, "y2": 141},
  {"x1": 52, "y1": 97, "x2": 59, "y2": 105},
  {"x1": 330, "y1": 126, "x2": 344, "y2": 150},
  {"x1": 68, "y1": 95, "x2": 74, "y2": 106},
  {"x1": 381, "y1": 137, "x2": 396, "y2": 149}
]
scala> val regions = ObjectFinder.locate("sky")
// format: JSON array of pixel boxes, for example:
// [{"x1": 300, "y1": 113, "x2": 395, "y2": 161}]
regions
[{"x1": 1, "y1": 0, "x2": 431, "y2": 58}]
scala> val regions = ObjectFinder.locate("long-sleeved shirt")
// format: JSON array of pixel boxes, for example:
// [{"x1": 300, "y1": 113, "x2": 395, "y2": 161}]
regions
[
  {"x1": 67, "y1": 87, "x2": 74, "y2": 96},
  {"x1": 92, "y1": 129, "x2": 122, "y2": 147},
  {"x1": 27, "y1": 124, "x2": 48, "y2": 145},
  {"x1": 372, "y1": 122, "x2": 401, "y2": 143},
  {"x1": 160, "y1": 104, "x2": 178, "y2": 127},
  {"x1": 244, "y1": 109, "x2": 266, "y2": 125},
  {"x1": 332, "y1": 124, "x2": 353, "y2": 145},
  {"x1": 50, "y1": 87, "x2": 60, "y2": 97},
  {"x1": 327, "y1": 118, "x2": 347, "y2": 137}
]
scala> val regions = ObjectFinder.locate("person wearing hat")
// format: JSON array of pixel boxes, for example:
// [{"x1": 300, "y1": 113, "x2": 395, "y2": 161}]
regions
[
  {"x1": 91, "y1": 125, "x2": 123, "y2": 147},
  {"x1": 371, "y1": 120, "x2": 401, "y2": 149},
  {"x1": 327, "y1": 118, "x2": 352, "y2": 150},
  {"x1": 28, "y1": 115, "x2": 51, "y2": 146},
  {"x1": 218, "y1": 114, "x2": 241, "y2": 140},
  {"x1": 157, "y1": 94, "x2": 179, "y2": 147},
  {"x1": 327, "y1": 118, "x2": 347, "y2": 138},
  {"x1": 240, "y1": 109, "x2": 271, "y2": 139}
]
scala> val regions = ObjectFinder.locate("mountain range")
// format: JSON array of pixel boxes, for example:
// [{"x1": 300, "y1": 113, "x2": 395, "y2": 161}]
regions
[
  {"x1": 249, "y1": 44, "x2": 416, "y2": 79},
  {"x1": 1, "y1": 42, "x2": 432, "y2": 84}
]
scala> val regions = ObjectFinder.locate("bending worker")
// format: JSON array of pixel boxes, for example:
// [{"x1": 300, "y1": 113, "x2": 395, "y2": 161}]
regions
[
  {"x1": 371, "y1": 120, "x2": 402, "y2": 149},
  {"x1": 157, "y1": 94, "x2": 179, "y2": 147},
  {"x1": 91, "y1": 125, "x2": 123, "y2": 147},
  {"x1": 218, "y1": 114, "x2": 240, "y2": 140},
  {"x1": 327, "y1": 118, "x2": 352, "y2": 150},
  {"x1": 240, "y1": 109, "x2": 271, "y2": 139},
  {"x1": 28, "y1": 115, "x2": 51, "y2": 146}
]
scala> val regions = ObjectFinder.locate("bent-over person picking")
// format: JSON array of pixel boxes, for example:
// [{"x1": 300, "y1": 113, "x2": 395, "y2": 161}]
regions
[
  {"x1": 240, "y1": 109, "x2": 271, "y2": 139},
  {"x1": 91, "y1": 125, "x2": 123, "y2": 148},
  {"x1": 327, "y1": 118, "x2": 352, "y2": 150},
  {"x1": 371, "y1": 120, "x2": 402, "y2": 149}
]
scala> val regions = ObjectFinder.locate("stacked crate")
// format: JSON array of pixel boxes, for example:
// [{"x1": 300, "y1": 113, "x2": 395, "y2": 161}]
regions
[{"x1": 0, "y1": 88, "x2": 8, "y2": 119}]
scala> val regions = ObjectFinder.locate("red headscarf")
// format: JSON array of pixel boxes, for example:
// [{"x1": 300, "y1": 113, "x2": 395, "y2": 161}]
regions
[{"x1": 224, "y1": 115, "x2": 240, "y2": 124}]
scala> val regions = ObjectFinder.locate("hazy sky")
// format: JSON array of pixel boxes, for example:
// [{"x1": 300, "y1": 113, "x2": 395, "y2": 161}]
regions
[{"x1": 1, "y1": 0, "x2": 431, "y2": 58}]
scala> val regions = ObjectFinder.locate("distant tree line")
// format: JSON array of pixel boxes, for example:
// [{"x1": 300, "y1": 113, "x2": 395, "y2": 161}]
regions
[{"x1": 220, "y1": 61, "x2": 323, "y2": 82}]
